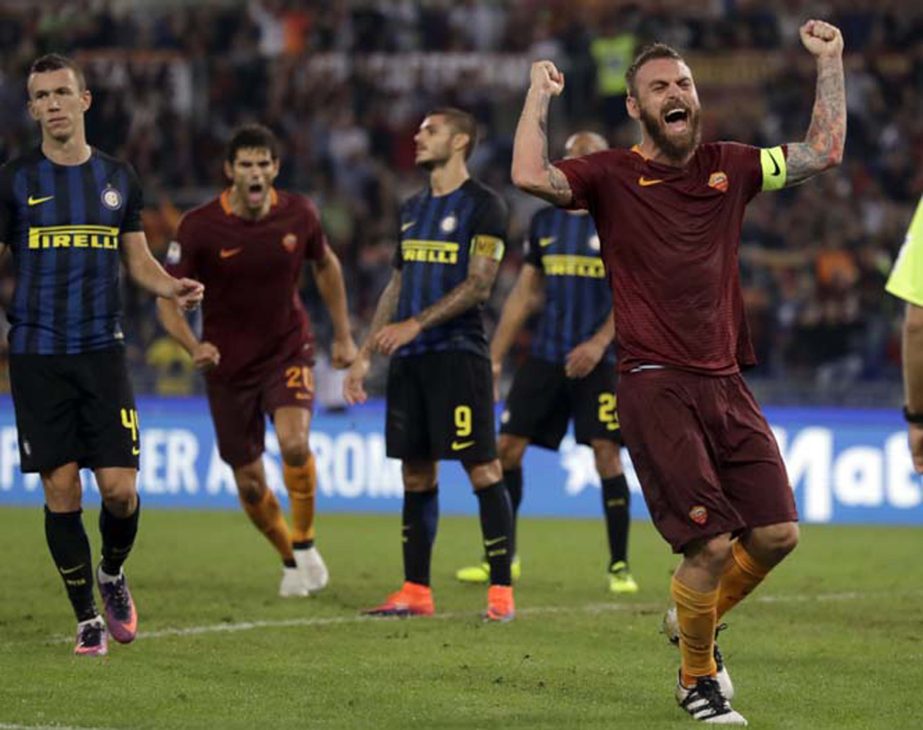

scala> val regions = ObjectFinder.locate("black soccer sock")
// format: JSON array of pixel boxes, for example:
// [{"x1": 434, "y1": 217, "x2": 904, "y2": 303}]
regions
[
  {"x1": 601, "y1": 474, "x2": 631, "y2": 567},
  {"x1": 476, "y1": 481, "x2": 513, "y2": 586},
  {"x1": 402, "y1": 488, "x2": 438, "y2": 587},
  {"x1": 502, "y1": 467, "x2": 523, "y2": 558},
  {"x1": 44, "y1": 507, "x2": 98, "y2": 622},
  {"x1": 99, "y1": 497, "x2": 140, "y2": 576}
]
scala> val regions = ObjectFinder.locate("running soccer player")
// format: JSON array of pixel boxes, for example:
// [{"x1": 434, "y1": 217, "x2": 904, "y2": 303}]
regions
[
  {"x1": 456, "y1": 131, "x2": 638, "y2": 595},
  {"x1": 512, "y1": 21, "x2": 845, "y2": 725},
  {"x1": 0, "y1": 54, "x2": 204, "y2": 656},
  {"x1": 157, "y1": 124, "x2": 356, "y2": 598},
  {"x1": 344, "y1": 108, "x2": 515, "y2": 622}
]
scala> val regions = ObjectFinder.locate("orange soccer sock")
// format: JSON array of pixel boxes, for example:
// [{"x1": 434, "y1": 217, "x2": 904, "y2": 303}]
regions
[
  {"x1": 671, "y1": 574, "x2": 719, "y2": 686},
  {"x1": 283, "y1": 453, "x2": 317, "y2": 544},
  {"x1": 240, "y1": 489, "x2": 294, "y2": 562},
  {"x1": 716, "y1": 539, "x2": 770, "y2": 619}
]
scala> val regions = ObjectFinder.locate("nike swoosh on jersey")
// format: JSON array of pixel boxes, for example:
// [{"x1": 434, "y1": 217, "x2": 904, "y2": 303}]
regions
[
  {"x1": 28, "y1": 195, "x2": 54, "y2": 206},
  {"x1": 451, "y1": 440, "x2": 475, "y2": 451},
  {"x1": 219, "y1": 247, "x2": 244, "y2": 259},
  {"x1": 539, "y1": 236, "x2": 556, "y2": 247},
  {"x1": 638, "y1": 177, "x2": 664, "y2": 187},
  {"x1": 401, "y1": 221, "x2": 416, "y2": 232}
]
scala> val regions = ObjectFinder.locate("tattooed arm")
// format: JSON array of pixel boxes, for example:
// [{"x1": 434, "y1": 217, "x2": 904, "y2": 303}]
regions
[
  {"x1": 511, "y1": 61, "x2": 573, "y2": 206},
  {"x1": 343, "y1": 269, "x2": 402, "y2": 405},
  {"x1": 373, "y1": 252, "x2": 501, "y2": 356},
  {"x1": 784, "y1": 20, "x2": 846, "y2": 186}
]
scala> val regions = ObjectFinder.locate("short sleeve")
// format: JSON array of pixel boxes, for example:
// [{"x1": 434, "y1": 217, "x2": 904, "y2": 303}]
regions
[
  {"x1": 121, "y1": 164, "x2": 144, "y2": 233},
  {"x1": 164, "y1": 213, "x2": 198, "y2": 279},
  {"x1": 886, "y1": 197, "x2": 923, "y2": 306},
  {"x1": 300, "y1": 197, "x2": 327, "y2": 262},
  {"x1": 469, "y1": 190, "x2": 508, "y2": 262},
  {"x1": 524, "y1": 212, "x2": 543, "y2": 268},
  {"x1": 553, "y1": 151, "x2": 610, "y2": 211}
]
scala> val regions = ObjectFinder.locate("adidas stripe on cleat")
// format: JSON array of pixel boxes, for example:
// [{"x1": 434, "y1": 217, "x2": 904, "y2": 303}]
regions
[
  {"x1": 675, "y1": 673, "x2": 747, "y2": 725},
  {"x1": 363, "y1": 582, "x2": 434, "y2": 617},
  {"x1": 662, "y1": 606, "x2": 734, "y2": 699}
]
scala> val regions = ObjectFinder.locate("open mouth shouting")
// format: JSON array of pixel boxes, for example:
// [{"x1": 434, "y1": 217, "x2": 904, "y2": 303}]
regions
[
  {"x1": 663, "y1": 106, "x2": 690, "y2": 134},
  {"x1": 246, "y1": 182, "x2": 265, "y2": 207}
]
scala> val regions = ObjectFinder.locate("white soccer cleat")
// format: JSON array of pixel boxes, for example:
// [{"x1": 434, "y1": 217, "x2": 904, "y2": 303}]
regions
[
  {"x1": 675, "y1": 673, "x2": 747, "y2": 725},
  {"x1": 663, "y1": 606, "x2": 735, "y2": 700},
  {"x1": 295, "y1": 546, "x2": 329, "y2": 592},
  {"x1": 279, "y1": 566, "x2": 310, "y2": 597}
]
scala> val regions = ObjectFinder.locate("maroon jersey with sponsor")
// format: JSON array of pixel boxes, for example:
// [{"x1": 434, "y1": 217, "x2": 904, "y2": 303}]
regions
[
  {"x1": 555, "y1": 142, "x2": 764, "y2": 375},
  {"x1": 166, "y1": 189, "x2": 326, "y2": 383}
]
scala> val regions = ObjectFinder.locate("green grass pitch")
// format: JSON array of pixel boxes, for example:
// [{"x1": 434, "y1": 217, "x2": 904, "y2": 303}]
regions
[{"x1": 0, "y1": 507, "x2": 920, "y2": 729}]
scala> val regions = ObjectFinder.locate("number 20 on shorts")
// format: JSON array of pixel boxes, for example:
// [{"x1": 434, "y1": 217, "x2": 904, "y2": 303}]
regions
[{"x1": 598, "y1": 394, "x2": 620, "y2": 431}]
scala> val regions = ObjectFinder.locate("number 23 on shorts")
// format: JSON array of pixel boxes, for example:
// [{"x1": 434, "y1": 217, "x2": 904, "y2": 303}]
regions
[{"x1": 598, "y1": 394, "x2": 620, "y2": 431}]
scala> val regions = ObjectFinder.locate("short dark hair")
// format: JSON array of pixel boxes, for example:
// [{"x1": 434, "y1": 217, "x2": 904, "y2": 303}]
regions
[
  {"x1": 427, "y1": 107, "x2": 478, "y2": 160},
  {"x1": 226, "y1": 123, "x2": 280, "y2": 163},
  {"x1": 625, "y1": 43, "x2": 685, "y2": 97},
  {"x1": 29, "y1": 53, "x2": 86, "y2": 91}
]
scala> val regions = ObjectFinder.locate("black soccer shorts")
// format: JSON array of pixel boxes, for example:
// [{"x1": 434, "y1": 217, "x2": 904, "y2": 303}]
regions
[
  {"x1": 9, "y1": 347, "x2": 140, "y2": 473},
  {"x1": 386, "y1": 350, "x2": 496, "y2": 462},
  {"x1": 499, "y1": 356, "x2": 622, "y2": 450}
]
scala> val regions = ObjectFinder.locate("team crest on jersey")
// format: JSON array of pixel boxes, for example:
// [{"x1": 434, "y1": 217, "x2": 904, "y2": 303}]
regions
[
  {"x1": 588, "y1": 234, "x2": 600, "y2": 251},
  {"x1": 282, "y1": 233, "x2": 297, "y2": 252},
  {"x1": 708, "y1": 171, "x2": 729, "y2": 193},
  {"x1": 689, "y1": 505, "x2": 708, "y2": 525},
  {"x1": 166, "y1": 240, "x2": 182, "y2": 265},
  {"x1": 440, "y1": 214, "x2": 457, "y2": 233},
  {"x1": 101, "y1": 185, "x2": 123, "y2": 210}
]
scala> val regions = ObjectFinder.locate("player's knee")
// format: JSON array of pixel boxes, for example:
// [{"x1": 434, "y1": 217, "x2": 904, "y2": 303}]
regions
[
  {"x1": 590, "y1": 440, "x2": 622, "y2": 477},
  {"x1": 278, "y1": 437, "x2": 310, "y2": 468},
  {"x1": 752, "y1": 522, "x2": 799, "y2": 560},
  {"x1": 234, "y1": 469, "x2": 266, "y2": 504},
  {"x1": 402, "y1": 462, "x2": 436, "y2": 493},
  {"x1": 498, "y1": 436, "x2": 526, "y2": 469},
  {"x1": 685, "y1": 534, "x2": 733, "y2": 572}
]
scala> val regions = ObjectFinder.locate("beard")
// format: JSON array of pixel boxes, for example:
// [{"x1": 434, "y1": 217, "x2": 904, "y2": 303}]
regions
[{"x1": 639, "y1": 105, "x2": 701, "y2": 162}]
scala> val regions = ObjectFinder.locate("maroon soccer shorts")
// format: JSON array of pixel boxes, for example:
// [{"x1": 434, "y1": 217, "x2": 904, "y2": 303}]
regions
[
  {"x1": 206, "y1": 355, "x2": 315, "y2": 468},
  {"x1": 617, "y1": 368, "x2": 798, "y2": 553}
]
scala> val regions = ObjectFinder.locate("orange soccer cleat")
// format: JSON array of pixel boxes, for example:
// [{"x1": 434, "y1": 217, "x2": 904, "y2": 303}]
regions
[
  {"x1": 363, "y1": 581, "x2": 435, "y2": 617},
  {"x1": 483, "y1": 584, "x2": 515, "y2": 623}
]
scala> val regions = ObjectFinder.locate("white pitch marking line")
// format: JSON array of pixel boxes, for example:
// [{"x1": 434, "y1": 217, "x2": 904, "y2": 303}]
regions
[{"x1": 39, "y1": 588, "x2": 921, "y2": 646}]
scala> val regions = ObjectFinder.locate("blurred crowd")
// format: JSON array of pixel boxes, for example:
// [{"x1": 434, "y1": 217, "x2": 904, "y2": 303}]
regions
[{"x1": 0, "y1": 0, "x2": 921, "y2": 405}]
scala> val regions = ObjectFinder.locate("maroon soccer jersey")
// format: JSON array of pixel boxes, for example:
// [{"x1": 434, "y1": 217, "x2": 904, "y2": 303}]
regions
[
  {"x1": 555, "y1": 142, "x2": 765, "y2": 375},
  {"x1": 165, "y1": 189, "x2": 326, "y2": 383}
]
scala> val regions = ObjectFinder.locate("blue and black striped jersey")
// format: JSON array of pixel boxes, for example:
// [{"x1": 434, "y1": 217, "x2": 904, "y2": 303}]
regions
[
  {"x1": 524, "y1": 206, "x2": 615, "y2": 364},
  {"x1": 0, "y1": 147, "x2": 144, "y2": 354},
  {"x1": 393, "y1": 178, "x2": 507, "y2": 359}
]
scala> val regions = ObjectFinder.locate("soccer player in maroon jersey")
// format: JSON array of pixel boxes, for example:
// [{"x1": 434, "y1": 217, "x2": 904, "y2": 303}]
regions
[
  {"x1": 512, "y1": 21, "x2": 845, "y2": 725},
  {"x1": 157, "y1": 124, "x2": 357, "y2": 598}
]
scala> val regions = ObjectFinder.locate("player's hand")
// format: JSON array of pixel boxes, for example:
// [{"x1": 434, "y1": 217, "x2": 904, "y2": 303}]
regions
[
  {"x1": 373, "y1": 319, "x2": 423, "y2": 356},
  {"x1": 565, "y1": 339, "x2": 605, "y2": 379},
  {"x1": 530, "y1": 61, "x2": 565, "y2": 96},
  {"x1": 192, "y1": 341, "x2": 220, "y2": 371},
  {"x1": 331, "y1": 335, "x2": 358, "y2": 369},
  {"x1": 491, "y1": 358, "x2": 502, "y2": 402},
  {"x1": 172, "y1": 277, "x2": 205, "y2": 311},
  {"x1": 799, "y1": 20, "x2": 843, "y2": 58},
  {"x1": 343, "y1": 356, "x2": 370, "y2": 405},
  {"x1": 909, "y1": 423, "x2": 923, "y2": 473}
]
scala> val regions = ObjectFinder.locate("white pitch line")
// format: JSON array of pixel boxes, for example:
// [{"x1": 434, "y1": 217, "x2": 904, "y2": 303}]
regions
[
  {"x1": 37, "y1": 588, "x2": 921, "y2": 646},
  {"x1": 0, "y1": 724, "x2": 108, "y2": 730}
]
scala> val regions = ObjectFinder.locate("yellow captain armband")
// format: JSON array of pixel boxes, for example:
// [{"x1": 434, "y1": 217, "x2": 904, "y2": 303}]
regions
[
  {"x1": 760, "y1": 146, "x2": 787, "y2": 191},
  {"x1": 470, "y1": 234, "x2": 505, "y2": 261}
]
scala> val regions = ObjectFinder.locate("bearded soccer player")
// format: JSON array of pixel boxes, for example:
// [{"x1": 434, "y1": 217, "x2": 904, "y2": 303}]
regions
[
  {"x1": 344, "y1": 108, "x2": 515, "y2": 622},
  {"x1": 456, "y1": 131, "x2": 637, "y2": 595},
  {"x1": 157, "y1": 124, "x2": 356, "y2": 597},
  {"x1": 0, "y1": 54, "x2": 204, "y2": 657},
  {"x1": 512, "y1": 21, "x2": 845, "y2": 725}
]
